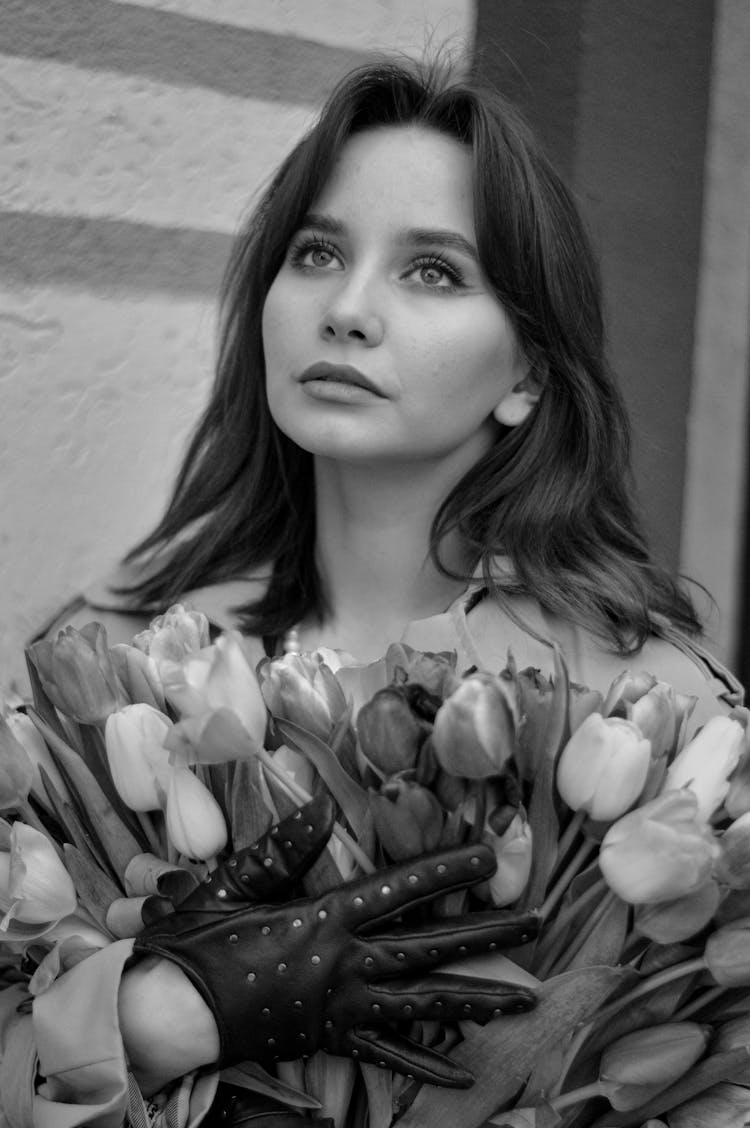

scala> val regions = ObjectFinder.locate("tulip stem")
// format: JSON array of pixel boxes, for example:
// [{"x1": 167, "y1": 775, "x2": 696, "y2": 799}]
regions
[
  {"x1": 256, "y1": 748, "x2": 375, "y2": 875},
  {"x1": 548, "y1": 1080, "x2": 603, "y2": 1112},
  {"x1": 549, "y1": 955, "x2": 708, "y2": 1101},
  {"x1": 532, "y1": 875, "x2": 608, "y2": 976},
  {"x1": 672, "y1": 984, "x2": 726, "y2": 1022},
  {"x1": 548, "y1": 890, "x2": 618, "y2": 978},
  {"x1": 135, "y1": 811, "x2": 163, "y2": 858},
  {"x1": 552, "y1": 809, "x2": 586, "y2": 875},
  {"x1": 539, "y1": 836, "x2": 597, "y2": 922}
]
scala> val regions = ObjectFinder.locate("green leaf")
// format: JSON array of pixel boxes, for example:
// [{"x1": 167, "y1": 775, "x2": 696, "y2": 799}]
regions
[
  {"x1": 219, "y1": 1061, "x2": 322, "y2": 1109},
  {"x1": 275, "y1": 718, "x2": 370, "y2": 836},
  {"x1": 63, "y1": 845, "x2": 119, "y2": 932},
  {"x1": 24, "y1": 652, "x2": 68, "y2": 744},
  {"x1": 564, "y1": 893, "x2": 630, "y2": 973},
  {"x1": 360, "y1": 1062, "x2": 394, "y2": 1128},
  {"x1": 28, "y1": 708, "x2": 142, "y2": 883},
  {"x1": 40, "y1": 765, "x2": 117, "y2": 879},
  {"x1": 229, "y1": 759, "x2": 273, "y2": 851},
  {"x1": 397, "y1": 965, "x2": 633, "y2": 1128}
]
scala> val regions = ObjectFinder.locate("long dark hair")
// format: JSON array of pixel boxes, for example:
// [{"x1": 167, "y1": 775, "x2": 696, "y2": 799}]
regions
[{"x1": 123, "y1": 57, "x2": 701, "y2": 653}]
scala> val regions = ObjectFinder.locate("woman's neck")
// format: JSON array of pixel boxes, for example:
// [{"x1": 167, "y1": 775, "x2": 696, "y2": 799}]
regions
[{"x1": 297, "y1": 457, "x2": 475, "y2": 660}]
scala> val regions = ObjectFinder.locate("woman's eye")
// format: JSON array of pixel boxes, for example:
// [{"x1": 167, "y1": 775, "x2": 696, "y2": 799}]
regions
[
  {"x1": 406, "y1": 257, "x2": 464, "y2": 290},
  {"x1": 289, "y1": 238, "x2": 342, "y2": 270}
]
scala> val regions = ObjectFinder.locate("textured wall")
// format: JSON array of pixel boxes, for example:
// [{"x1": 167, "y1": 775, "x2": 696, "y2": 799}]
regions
[{"x1": 0, "y1": 0, "x2": 475, "y2": 696}]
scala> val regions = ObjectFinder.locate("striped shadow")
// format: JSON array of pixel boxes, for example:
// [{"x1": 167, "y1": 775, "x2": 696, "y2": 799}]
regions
[
  {"x1": 0, "y1": 210, "x2": 234, "y2": 297},
  {"x1": 2, "y1": 0, "x2": 368, "y2": 103}
]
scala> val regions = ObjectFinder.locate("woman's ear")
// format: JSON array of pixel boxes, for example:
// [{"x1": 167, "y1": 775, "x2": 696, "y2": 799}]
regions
[{"x1": 492, "y1": 364, "x2": 546, "y2": 427}]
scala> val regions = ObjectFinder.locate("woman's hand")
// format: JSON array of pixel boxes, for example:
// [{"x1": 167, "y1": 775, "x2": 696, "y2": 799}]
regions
[{"x1": 131, "y1": 795, "x2": 539, "y2": 1088}]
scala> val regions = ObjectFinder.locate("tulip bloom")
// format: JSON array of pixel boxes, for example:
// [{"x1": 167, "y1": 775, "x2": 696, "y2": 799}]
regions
[
  {"x1": 705, "y1": 918, "x2": 750, "y2": 986},
  {"x1": 28, "y1": 623, "x2": 125, "y2": 724},
  {"x1": 165, "y1": 767, "x2": 228, "y2": 860},
  {"x1": 2, "y1": 710, "x2": 69, "y2": 805},
  {"x1": 133, "y1": 603, "x2": 210, "y2": 662},
  {"x1": 668, "y1": 1082, "x2": 750, "y2": 1128},
  {"x1": 598, "y1": 1022, "x2": 709, "y2": 1111},
  {"x1": 432, "y1": 673, "x2": 517, "y2": 778},
  {"x1": 634, "y1": 878, "x2": 721, "y2": 943},
  {"x1": 368, "y1": 778, "x2": 444, "y2": 861},
  {"x1": 599, "y1": 791, "x2": 718, "y2": 904},
  {"x1": 357, "y1": 687, "x2": 428, "y2": 775},
  {"x1": 602, "y1": 670, "x2": 658, "y2": 716},
  {"x1": 478, "y1": 810, "x2": 533, "y2": 907},
  {"x1": 259, "y1": 651, "x2": 347, "y2": 741},
  {"x1": 663, "y1": 715, "x2": 745, "y2": 822},
  {"x1": 628, "y1": 683, "x2": 677, "y2": 761},
  {"x1": 110, "y1": 644, "x2": 166, "y2": 713},
  {"x1": 0, "y1": 820, "x2": 77, "y2": 938},
  {"x1": 557, "y1": 713, "x2": 651, "y2": 821},
  {"x1": 715, "y1": 811, "x2": 750, "y2": 888},
  {"x1": 0, "y1": 715, "x2": 34, "y2": 808},
  {"x1": 105, "y1": 704, "x2": 174, "y2": 811},
  {"x1": 161, "y1": 631, "x2": 268, "y2": 745}
]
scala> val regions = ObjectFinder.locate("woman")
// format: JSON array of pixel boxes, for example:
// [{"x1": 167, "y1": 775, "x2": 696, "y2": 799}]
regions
[{"x1": 15, "y1": 56, "x2": 742, "y2": 1128}]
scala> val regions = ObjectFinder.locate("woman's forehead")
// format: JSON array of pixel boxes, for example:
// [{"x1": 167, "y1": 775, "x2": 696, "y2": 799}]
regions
[{"x1": 310, "y1": 125, "x2": 475, "y2": 237}]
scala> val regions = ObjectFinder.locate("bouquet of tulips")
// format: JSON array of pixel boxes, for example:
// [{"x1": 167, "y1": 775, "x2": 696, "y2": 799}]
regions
[{"x1": 3, "y1": 604, "x2": 750, "y2": 1128}]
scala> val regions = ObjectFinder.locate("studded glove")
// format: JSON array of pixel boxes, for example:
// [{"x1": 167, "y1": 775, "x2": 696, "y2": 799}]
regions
[{"x1": 134, "y1": 797, "x2": 539, "y2": 1087}]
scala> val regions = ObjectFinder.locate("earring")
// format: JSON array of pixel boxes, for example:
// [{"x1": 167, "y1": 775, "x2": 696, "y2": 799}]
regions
[{"x1": 493, "y1": 399, "x2": 532, "y2": 426}]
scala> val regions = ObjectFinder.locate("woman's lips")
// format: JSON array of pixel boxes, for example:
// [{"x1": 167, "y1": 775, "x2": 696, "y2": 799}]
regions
[{"x1": 298, "y1": 362, "x2": 386, "y2": 398}]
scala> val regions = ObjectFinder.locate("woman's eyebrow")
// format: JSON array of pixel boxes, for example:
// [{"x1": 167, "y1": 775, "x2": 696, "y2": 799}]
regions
[
  {"x1": 298, "y1": 213, "x2": 344, "y2": 235},
  {"x1": 398, "y1": 227, "x2": 479, "y2": 261}
]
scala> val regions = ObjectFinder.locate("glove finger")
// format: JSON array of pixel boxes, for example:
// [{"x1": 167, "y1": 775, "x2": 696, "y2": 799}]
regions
[
  {"x1": 178, "y1": 792, "x2": 335, "y2": 910},
  {"x1": 367, "y1": 908, "x2": 539, "y2": 970},
  {"x1": 343, "y1": 1025, "x2": 475, "y2": 1088},
  {"x1": 367, "y1": 972, "x2": 536, "y2": 1022},
  {"x1": 339, "y1": 844, "x2": 496, "y2": 932}
]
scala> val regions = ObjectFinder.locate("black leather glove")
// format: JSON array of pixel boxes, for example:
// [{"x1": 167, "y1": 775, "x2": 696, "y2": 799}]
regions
[{"x1": 135, "y1": 797, "x2": 539, "y2": 1087}]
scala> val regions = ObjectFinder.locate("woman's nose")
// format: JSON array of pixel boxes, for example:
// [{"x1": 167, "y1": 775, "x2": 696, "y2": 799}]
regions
[{"x1": 319, "y1": 280, "x2": 384, "y2": 347}]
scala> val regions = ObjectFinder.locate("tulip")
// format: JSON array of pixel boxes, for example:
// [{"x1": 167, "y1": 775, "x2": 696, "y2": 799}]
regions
[
  {"x1": 705, "y1": 918, "x2": 750, "y2": 986},
  {"x1": 713, "y1": 1015, "x2": 750, "y2": 1084},
  {"x1": 133, "y1": 603, "x2": 210, "y2": 662},
  {"x1": 383, "y1": 643, "x2": 459, "y2": 698},
  {"x1": 669, "y1": 1082, "x2": 750, "y2": 1128},
  {"x1": 557, "y1": 713, "x2": 651, "y2": 821},
  {"x1": 165, "y1": 767, "x2": 227, "y2": 860},
  {"x1": 599, "y1": 791, "x2": 718, "y2": 904},
  {"x1": 2, "y1": 710, "x2": 69, "y2": 805},
  {"x1": 476, "y1": 810, "x2": 533, "y2": 907},
  {"x1": 602, "y1": 670, "x2": 658, "y2": 717},
  {"x1": 598, "y1": 1022, "x2": 709, "y2": 1111},
  {"x1": 514, "y1": 667, "x2": 554, "y2": 781},
  {"x1": 109, "y1": 644, "x2": 166, "y2": 713},
  {"x1": 628, "y1": 683, "x2": 677, "y2": 761},
  {"x1": 724, "y1": 714, "x2": 750, "y2": 818},
  {"x1": 105, "y1": 704, "x2": 174, "y2": 811},
  {"x1": 663, "y1": 715, "x2": 745, "y2": 822},
  {"x1": 634, "y1": 878, "x2": 721, "y2": 943},
  {"x1": 368, "y1": 778, "x2": 444, "y2": 861},
  {"x1": 0, "y1": 820, "x2": 77, "y2": 937},
  {"x1": 715, "y1": 811, "x2": 750, "y2": 888},
  {"x1": 28, "y1": 622, "x2": 125, "y2": 724},
  {"x1": 161, "y1": 631, "x2": 267, "y2": 745},
  {"x1": 357, "y1": 687, "x2": 428, "y2": 775},
  {"x1": 568, "y1": 682, "x2": 605, "y2": 735},
  {"x1": 165, "y1": 707, "x2": 255, "y2": 768},
  {"x1": 432, "y1": 672, "x2": 517, "y2": 778},
  {"x1": 0, "y1": 714, "x2": 34, "y2": 808},
  {"x1": 259, "y1": 651, "x2": 347, "y2": 741}
]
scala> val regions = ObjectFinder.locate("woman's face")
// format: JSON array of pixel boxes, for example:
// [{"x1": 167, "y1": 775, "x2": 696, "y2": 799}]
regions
[{"x1": 262, "y1": 125, "x2": 527, "y2": 471}]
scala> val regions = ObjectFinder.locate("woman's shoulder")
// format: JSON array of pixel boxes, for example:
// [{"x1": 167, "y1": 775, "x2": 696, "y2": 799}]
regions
[
  {"x1": 460, "y1": 586, "x2": 743, "y2": 728},
  {"x1": 37, "y1": 560, "x2": 271, "y2": 647}
]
